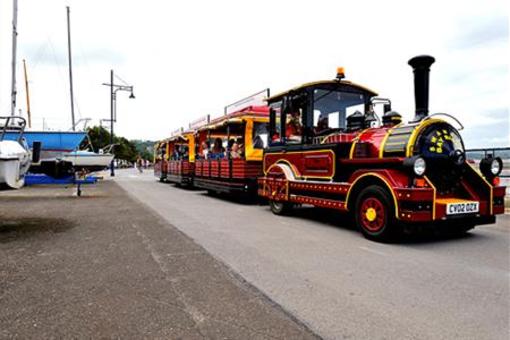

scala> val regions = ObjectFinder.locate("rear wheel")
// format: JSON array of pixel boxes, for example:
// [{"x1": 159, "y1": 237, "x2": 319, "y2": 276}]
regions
[
  {"x1": 355, "y1": 185, "x2": 399, "y2": 242},
  {"x1": 269, "y1": 200, "x2": 293, "y2": 215}
]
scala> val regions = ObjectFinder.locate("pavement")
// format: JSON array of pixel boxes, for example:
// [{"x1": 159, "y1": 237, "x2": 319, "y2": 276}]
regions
[
  {"x1": 0, "y1": 181, "x2": 318, "y2": 339},
  {"x1": 115, "y1": 169, "x2": 510, "y2": 340}
]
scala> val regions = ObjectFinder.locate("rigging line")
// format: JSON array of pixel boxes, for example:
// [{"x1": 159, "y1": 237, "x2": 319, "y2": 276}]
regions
[
  {"x1": 31, "y1": 39, "x2": 51, "y2": 70},
  {"x1": 47, "y1": 38, "x2": 72, "y2": 115},
  {"x1": 114, "y1": 73, "x2": 130, "y2": 86}
]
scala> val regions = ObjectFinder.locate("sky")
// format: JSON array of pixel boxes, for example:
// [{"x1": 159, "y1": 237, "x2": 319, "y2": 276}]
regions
[{"x1": 0, "y1": 0, "x2": 508, "y2": 147}]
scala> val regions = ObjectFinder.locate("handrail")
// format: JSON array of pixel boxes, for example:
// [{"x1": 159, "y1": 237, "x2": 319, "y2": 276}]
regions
[
  {"x1": 425, "y1": 113, "x2": 464, "y2": 130},
  {"x1": 0, "y1": 115, "x2": 27, "y2": 142},
  {"x1": 466, "y1": 147, "x2": 510, "y2": 178}
]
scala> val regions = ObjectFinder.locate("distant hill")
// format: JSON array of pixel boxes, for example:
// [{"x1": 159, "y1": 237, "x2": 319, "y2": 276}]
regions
[
  {"x1": 466, "y1": 148, "x2": 510, "y2": 160},
  {"x1": 132, "y1": 139, "x2": 155, "y2": 160}
]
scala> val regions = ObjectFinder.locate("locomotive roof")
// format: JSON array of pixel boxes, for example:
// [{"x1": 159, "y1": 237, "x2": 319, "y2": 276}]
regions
[{"x1": 267, "y1": 80, "x2": 378, "y2": 102}]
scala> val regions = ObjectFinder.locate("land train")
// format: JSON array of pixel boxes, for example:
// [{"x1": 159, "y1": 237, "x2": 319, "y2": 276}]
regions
[{"x1": 154, "y1": 55, "x2": 506, "y2": 241}]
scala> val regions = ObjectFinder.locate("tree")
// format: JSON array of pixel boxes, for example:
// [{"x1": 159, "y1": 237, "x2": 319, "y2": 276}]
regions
[
  {"x1": 132, "y1": 139, "x2": 155, "y2": 161},
  {"x1": 81, "y1": 126, "x2": 138, "y2": 163}
]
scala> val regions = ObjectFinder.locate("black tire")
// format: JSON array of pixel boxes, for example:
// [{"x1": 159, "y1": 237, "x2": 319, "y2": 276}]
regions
[
  {"x1": 354, "y1": 185, "x2": 400, "y2": 242},
  {"x1": 269, "y1": 200, "x2": 293, "y2": 215}
]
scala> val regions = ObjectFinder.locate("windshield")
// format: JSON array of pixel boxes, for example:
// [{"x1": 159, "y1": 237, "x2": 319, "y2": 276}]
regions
[
  {"x1": 252, "y1": 122, "x2": 269, "y2": 149},
  {"x1": 313, "y1": 89, "x2": 365, "y2": 133}
]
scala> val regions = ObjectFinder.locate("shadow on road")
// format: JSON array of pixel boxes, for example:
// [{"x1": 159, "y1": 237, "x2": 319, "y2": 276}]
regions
[
  {"x1": 0, "y1": 217, "x2": 75, "y2": 243},
  {"x1": 204, "y1": 193, "x2": 486, "y2": 244}
]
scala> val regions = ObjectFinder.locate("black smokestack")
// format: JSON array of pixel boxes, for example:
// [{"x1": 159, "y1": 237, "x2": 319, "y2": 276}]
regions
[{"x1": 408, "y1": 55, "x2": 435, "y2": 122}]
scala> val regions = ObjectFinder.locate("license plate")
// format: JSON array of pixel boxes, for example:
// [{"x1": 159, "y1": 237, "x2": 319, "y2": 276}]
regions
[{"x1": 446, "y1": 201, "x2": 479, "y2": 215}]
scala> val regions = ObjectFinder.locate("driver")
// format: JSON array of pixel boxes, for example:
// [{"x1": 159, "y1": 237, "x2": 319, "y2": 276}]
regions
[{"x1": 286, "y1": 109, "x2": 303, "y2": 141}]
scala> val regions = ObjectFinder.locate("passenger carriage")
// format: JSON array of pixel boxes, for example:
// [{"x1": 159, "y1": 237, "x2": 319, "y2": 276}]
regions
[
  {"x1": 258, "y1": 56, "x2": 506, "y2": 241},
  {"x1": 153, "y1": 139, "x2": 169, "y2": 182},
  {"x1": 165, "y1": 128, "x2": 196, "y2": 186},
  {"x1": 193, "y1": 105, "x2": 269, "y2": 194}
]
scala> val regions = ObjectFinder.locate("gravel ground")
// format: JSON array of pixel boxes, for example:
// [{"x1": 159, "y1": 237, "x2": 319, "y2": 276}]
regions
[{"x1": 0, "y1": 181, "x2": 319, "y2": 339}]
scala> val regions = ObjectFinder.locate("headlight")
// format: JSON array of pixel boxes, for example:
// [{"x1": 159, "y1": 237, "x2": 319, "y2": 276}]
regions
[
  {"x1": 490, "y1": 158, "x2": 502, "y2": 175},
  {"x1": 413, "y1": 157, "x2": 426, "y2": 176},
  {"x1": 480, "y1": 156, "x2": 502, "y2": 178},
  {"x1": 404, "y1": 156, "x2": 426, "y2": 177}
]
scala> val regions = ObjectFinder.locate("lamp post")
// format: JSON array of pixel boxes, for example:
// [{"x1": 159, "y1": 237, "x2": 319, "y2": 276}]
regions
[{"x1": 102, "y1": 70, "x2": 135, "y2": 176}]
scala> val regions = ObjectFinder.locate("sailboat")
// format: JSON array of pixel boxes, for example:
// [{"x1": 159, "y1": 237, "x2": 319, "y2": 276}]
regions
[
  {"x1": 60, "y1": 136, "x2": 114, "y2": 172},
  {"x1": 0, "y1": 116, "x2": 32, "y2": 188},
  {"x1": 0, "y1": 0, "x2": 31, "y2": 189},
  {"x1": 5, "y1": 2, "x2": 110, "y2": 179}
]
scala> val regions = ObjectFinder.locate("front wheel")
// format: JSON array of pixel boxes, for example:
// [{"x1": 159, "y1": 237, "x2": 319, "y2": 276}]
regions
[
  {"x1": 269, "y1": 200, "x2": 293, "y2": 215},
  {"x1": 355, "y1": 185, "x2": 400, "y2": 242}
]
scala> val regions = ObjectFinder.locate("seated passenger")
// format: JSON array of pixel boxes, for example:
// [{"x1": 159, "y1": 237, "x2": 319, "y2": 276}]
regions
[
  {"x1": 212, "y1": 138, "x2": 225, "y2": 157},
  {"x1": 181, "y1": 146, "x2": 189, "y2": 160},
  {"x1": 315, "y1": 114, "x2": 330, "y2": 135},
  {"x1": 225, "y1": 139, "x2": 235, "y2": 158},
  {"x1": 172, "y1": 146, "x2": 180, "y2": 160},
  {"x1": 201, "y1": 141, "x2": 210, "y2": 159},
  {"x1": 230, "y1": 141, "x2": 241, "y2": 159}
]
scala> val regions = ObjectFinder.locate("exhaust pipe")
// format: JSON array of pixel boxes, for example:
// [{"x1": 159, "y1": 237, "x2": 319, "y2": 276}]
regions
[{"x1": 408, "y1": 55, "x2": 435, "y2": 122}]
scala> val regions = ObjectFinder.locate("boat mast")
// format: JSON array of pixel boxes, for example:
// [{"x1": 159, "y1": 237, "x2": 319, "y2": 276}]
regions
[
  {"x1": 10, "y1": 0, "x2": 18, "y2": 116},
  {"x1": 22, "y1": 59, "x2": 32, "y2": 128},
  {"x1": 66, "y1": 6, "x2": 76, "y2": 131}
]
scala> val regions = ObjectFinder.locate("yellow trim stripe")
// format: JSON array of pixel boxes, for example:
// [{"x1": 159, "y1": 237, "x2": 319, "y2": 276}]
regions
[
  {"x1": 349, "y1": 128, "x2": 370, "y2": 159},
  {"x1": 423, "y1": 176, "x2": 436, "y2": 220},
  {"x1": 379, "y1": 123, "x2": 403, "y2": 158},
  {"x1": 467, "y1": 162, "x2": 493, "y2": 215},
  {"x1": 265, "y1": 160, "x2": 300, "y2": 179},
  {"x1": 405, "y1": 118, "x2": 443, "y2": 157},
  {"x1": 345, "y1": 172, "x2": 400, "y2": 219}
]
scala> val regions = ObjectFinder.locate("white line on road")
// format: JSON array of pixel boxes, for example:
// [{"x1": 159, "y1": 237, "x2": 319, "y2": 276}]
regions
[{"x1": 358, "y1": 246, "x2": 388, "y2": 256}]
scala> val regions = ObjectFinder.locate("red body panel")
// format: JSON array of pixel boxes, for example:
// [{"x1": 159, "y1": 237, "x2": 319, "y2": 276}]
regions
[
  {"x1": 194, "y1": 159, "x2": 263, "y2": 180},
  {"x1": 352, "y1": 128, "x2": 389, "y2": 158},
  {"x1": 264, "y1": 150, "x2": 335, "y2": 179}
]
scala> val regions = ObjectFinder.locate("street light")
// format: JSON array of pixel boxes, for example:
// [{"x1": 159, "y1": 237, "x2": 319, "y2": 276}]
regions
[{"x1": 102, "y1": 69, "x2": 135, "y2": 176}]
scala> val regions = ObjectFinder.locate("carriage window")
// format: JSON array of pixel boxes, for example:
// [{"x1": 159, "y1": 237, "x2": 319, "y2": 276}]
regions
[
  {"x1": 313, "y1": 89, "x2": 365, "y2": 135},
  {"x1": 252, "y1": 122, "x2": 269, "y2": 149},
  {"x1": 270, "y1": 101, "x2": 282, "y2": 143}
]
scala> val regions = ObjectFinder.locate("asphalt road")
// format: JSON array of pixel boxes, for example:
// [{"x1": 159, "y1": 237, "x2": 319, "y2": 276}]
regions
[{"x1": 117, "y1": 169, "x2": 510, "y2": 340}]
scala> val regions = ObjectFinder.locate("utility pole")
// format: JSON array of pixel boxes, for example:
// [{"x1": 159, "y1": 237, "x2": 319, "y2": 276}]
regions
[
  {"x1": 66, "y1": 6, "x2": 76, "y2": 130},
  {"x1": 102, "y1": 70, "x2": 135, "y2": 177},
  {"x1": 110, "y1": 69, "x2": 114, "y2": 176},
  {"x1": 22, "y1": 59, "x2": 32, "y2": 128},
  {"x1": 10, "y1": 0, "x2": 18, "y2": 116}
]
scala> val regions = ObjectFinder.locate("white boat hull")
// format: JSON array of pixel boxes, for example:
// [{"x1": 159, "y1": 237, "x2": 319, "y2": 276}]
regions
[
  {"x1": 61, "y1": 152, "x2": 114, "y2": 171},
  {"x1": 0, "y1": 141, "x2": 31, "y2": 189}
]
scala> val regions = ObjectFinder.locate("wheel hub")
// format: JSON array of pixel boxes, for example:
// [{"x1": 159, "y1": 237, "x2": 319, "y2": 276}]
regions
[
  {"x1": 365, "y1": 207, "x2": 377, "y2": 222},
  {"x1": 360, "y1": 197, "x2": 385, "y2": 232}
]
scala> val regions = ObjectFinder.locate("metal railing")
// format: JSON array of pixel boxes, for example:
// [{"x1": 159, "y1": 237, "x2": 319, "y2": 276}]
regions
[
  {"x1": 466, "y1": 147, "x2": 510, "y2": 178},
  {"x1": 0, "y1": 115, "x2": 26, "y2": 142}
]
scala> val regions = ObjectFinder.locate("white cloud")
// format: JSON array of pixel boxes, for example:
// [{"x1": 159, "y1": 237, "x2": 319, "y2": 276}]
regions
[{"x1": 0, "y1": 0, "x2": 508, "y2": 148}]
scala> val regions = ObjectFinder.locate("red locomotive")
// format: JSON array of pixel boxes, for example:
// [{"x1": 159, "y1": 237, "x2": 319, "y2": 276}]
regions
[
  {"x1": 155, "y1": 55, "x2": 506, "y2": 242},
  {"x1": 258, "y1": 55, "x2": 505, "y2": 240}
]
